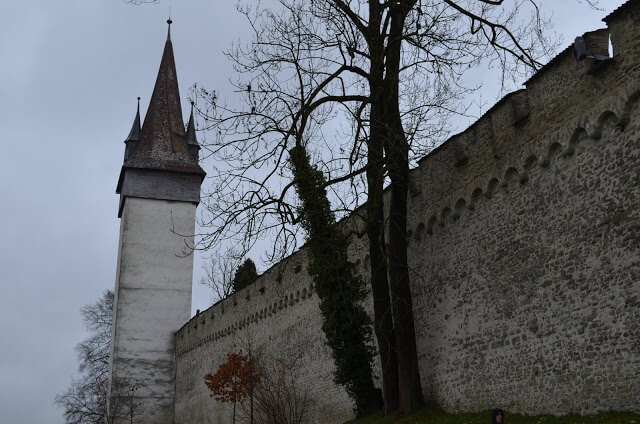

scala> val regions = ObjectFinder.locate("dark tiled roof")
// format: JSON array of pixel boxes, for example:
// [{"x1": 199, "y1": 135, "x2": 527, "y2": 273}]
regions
[
  {"x1": 603, "y1": 0, "x2": 637, "y2": 22},
  {"x1": 124, "y1": 36, "x2": 204, "y2": 176}
]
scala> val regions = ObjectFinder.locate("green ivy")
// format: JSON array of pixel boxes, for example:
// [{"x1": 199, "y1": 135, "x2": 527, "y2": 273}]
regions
[{"x1": 289, "y1": 146, "x2": 379, "y2": 416}]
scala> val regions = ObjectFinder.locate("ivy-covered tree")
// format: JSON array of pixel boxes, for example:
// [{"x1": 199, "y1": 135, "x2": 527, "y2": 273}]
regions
[{"x1": 290, "y1": 146, "x2": 380, "y2": 415}]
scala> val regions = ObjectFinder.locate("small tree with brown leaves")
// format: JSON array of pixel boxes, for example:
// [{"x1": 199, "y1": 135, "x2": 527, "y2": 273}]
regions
[{"x1": 205, "y1": 351, "x2": 261, "y2": 424}]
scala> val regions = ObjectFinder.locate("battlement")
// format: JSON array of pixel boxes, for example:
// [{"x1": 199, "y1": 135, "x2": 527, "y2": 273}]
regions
[
  {"x1": 408, "y1": 4, "x2": 640, "y2": 240},
  {"x1": 175, "y1": 249, "x2": 316, "y2": 357}
]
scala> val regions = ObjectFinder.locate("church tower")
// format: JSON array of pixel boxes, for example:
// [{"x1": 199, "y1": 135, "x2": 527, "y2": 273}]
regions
[{"x1": 108, "y1": 20, "x2": 204, "y2": 424}]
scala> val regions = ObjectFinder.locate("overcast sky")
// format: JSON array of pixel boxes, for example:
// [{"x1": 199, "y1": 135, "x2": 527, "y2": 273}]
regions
[{"x1": 0, "y1": 1, "x2": 624, "y2": 423}]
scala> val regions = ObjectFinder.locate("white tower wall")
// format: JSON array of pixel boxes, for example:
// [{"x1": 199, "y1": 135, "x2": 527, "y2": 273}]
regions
[{"x1": 109, "y1": 197, "x2": 196, "y2": 423}]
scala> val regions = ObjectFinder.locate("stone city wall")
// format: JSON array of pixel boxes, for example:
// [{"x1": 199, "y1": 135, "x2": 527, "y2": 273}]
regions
[
  {"x1": 175, "y1": 2, "x2": 640, "y2": 422},
  {"x1": 174, "y1": 249, "x2": 359, "y2": 424}
]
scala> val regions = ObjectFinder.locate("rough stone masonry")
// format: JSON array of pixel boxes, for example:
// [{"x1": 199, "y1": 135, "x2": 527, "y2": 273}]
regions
[{"x1": 174, "y1": 2, "x2": 640, "y2": 423}]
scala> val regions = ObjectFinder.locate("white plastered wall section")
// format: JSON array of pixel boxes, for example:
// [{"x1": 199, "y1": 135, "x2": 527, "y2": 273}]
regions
[{"x1": 110, "y1": 197, "x2": 196, "y2": 424}]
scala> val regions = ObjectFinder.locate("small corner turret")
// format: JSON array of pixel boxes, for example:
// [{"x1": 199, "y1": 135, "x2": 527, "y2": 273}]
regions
[
  {"x1": 186, "y1": 102, "x2": 200, "y2": 161},
  {"x1": 123, "y1": 97, "x2": 141, "y2": 162}
]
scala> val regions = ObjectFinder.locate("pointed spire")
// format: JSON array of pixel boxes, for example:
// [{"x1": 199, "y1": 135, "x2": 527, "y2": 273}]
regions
[
  {"x1": 125, "y1": 97, "x2": 141, "y2": 143},
  {"x1": 124, "y1": 97, "x2": 141, "y2": 161},
  {"x1": 167, "y1": 18, "x2": 172, "y2": 41},
  {"x1": 123, "y1": 21, "x2": 203, "y2": 174},
  {"x1": 186, "y1": 102, "x2": 199, "y2": 147},
  {"x1": 186, "y1": 102, "x2": 200, "y2": 161}
]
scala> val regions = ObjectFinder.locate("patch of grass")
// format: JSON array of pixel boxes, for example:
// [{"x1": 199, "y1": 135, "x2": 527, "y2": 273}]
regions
[{"x1": 345, "y1": 404, "x2": 640, "y2": 424}]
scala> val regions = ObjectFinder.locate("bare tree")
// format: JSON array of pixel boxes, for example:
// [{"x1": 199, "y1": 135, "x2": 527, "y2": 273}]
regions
[
  {"x1": 191, "y1": 0, "x2": 601, "y2": 415},
  {"x1": 55, "y1": 291, "x2": 143, "y2": 424},
  {"x1": 201, "y1": 250, "x2": 243, "y2": 302},
  {"x1": 107, "y1": 379, "x2": 144, "y2": 424},
  {"x1": 55, "y1": 291, "x2": 113, "y2": 424},
  {"x1": 201, "y1": 249, "x2": 259, "y2": 302},
  {"x1": 245, "y1": 351, "x2": 310, "y2": 424}
]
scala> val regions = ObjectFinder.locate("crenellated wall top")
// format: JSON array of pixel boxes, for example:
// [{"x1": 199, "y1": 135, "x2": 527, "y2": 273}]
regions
[{"x1": 410, "y1": 5, "x2": 640, "y2": 235}]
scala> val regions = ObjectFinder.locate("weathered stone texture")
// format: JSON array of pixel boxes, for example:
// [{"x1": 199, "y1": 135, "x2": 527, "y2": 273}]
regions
[
  {"x1": 175, "y1": 251, "x2": 358, "y2": 424},
  {"x1": 175, "y1": 4, "x2": 640, "y2": 422},
  {"x1": 109, "y1": 198, "x2": 196, "y2": 424}
]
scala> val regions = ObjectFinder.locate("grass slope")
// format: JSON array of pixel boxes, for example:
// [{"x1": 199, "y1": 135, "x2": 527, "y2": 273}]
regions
[{"x1": 345, "y1": 404, "x2": 640, "y2": 424}]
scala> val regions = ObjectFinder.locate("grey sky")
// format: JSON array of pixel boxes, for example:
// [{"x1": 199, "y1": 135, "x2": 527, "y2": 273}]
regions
[{"x1": 0, "y1": 1, "x2": 623, "y2": 423}]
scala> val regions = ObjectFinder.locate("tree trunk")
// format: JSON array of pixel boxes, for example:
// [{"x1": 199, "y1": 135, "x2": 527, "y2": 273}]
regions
[
  {"x1": 366, "y1": 2, "x2": 400, "y2": 413},
  {"x1": 383, "y1": 1, "x2": 424, "y2": 414},
  {"x1": 387, "y1": 134, "x2": 423, "y2": 414},
  {"x1": 366, "y1": 128, "x2": 399, "y2": 414}
]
